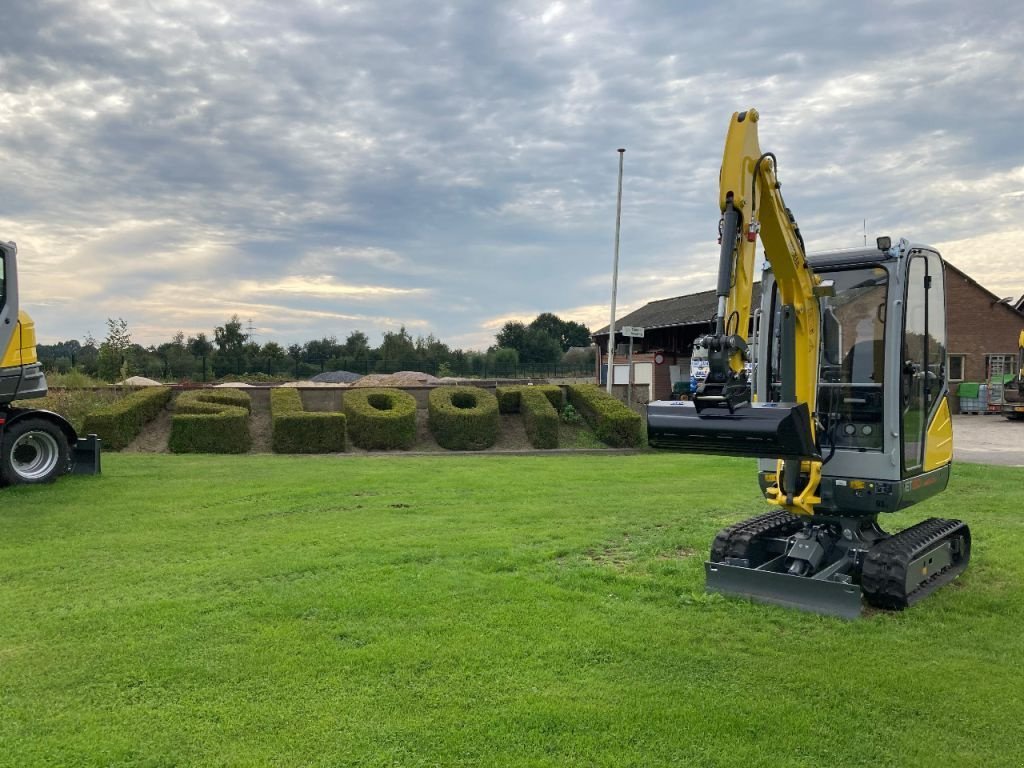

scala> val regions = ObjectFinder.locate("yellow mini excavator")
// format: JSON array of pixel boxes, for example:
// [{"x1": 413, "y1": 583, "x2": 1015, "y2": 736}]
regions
[
  {"x1": 647, "y1": 109, "x2": 969, "y2": 618},
  {"x1": 0, "y1": 240, "x2": 100, "y2": 484}
]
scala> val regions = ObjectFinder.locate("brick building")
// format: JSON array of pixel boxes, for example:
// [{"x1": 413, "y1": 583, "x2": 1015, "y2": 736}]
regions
[
  {"x1": 592, "y1": 261, "x2": 1023, "y2": 404},
  {"x1": 945, "y1": 264, "x2": 1023, "y2": 383}
]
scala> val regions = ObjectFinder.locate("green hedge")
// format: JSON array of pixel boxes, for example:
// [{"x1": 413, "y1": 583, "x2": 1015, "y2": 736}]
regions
[
  {"x1": 270, "y1": 388, "x2": 346, "y2": 453},
  {"x1": 169, "y1": 389, "x2": 251, "y2": 454},
  {"x1": 428, "y1": 386, "x2": 500, "y2": 450},
  {"x1": 520, "y1": 387, "x2": 559, "y2": 449},
  {"x1": 343, "y1": 388, "x2": 416, "y2": 450},
  {"x1": 566, "y1": 384, "x2": 642, "y2": 447},
  {"x1": 81, "y1": 386, "x2": 172, "y2": 450},
  {"x1": 495, "y1": 385, "x2": 563, "y2": 414}
]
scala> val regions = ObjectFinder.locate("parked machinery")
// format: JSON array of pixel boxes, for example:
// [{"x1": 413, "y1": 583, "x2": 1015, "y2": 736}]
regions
[
  {"x1": 1000, "y1": 330, "x2": 1024, "y2": 421},
  {"x1": 0, "y1": 240, "x2": 100, "y2": 484},
  {"x1": 646, "y1": 109, "x2": 969, "y2": 618}
]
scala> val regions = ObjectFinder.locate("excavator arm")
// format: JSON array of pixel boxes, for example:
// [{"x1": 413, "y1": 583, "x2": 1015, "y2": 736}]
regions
[
  {"x1": 706, "y1": 109, "x2": 822, "y2": 514},
  {"x1": 648, "y1": 109, "x2": 823, "y2": 515}
]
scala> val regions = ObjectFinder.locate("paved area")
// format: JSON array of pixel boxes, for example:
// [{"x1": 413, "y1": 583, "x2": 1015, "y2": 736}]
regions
[{"x1": 953, "y1": 414, "x2": 1024, "y2": 467}]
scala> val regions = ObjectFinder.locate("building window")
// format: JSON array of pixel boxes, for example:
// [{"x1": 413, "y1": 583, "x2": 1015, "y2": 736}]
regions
[
  {"x1": 986, "y1": 354, "x2": 1016, "y2": 381},
  {"x1": 947, "y1": 354, "x2": 965, "y2": 382}
]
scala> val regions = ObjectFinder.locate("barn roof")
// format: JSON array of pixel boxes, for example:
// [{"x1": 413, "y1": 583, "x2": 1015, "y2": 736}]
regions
[{"x1": 593, "y1": 284, "x2": 762, "y2": 337}]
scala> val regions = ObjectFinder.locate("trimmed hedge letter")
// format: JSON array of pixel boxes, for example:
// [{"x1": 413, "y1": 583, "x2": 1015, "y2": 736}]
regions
[
  {"x1": 427, "y1": 386, "x2": 499, "y2": 450},
  {"x1": 565, "y1": 384, "x2": 642, "y2": 447},
  {"x1": 343, "y1": 388, "x2": 417, "y2": 450},
  {"x1": 82, "y1": 386, "x2": 171, "y2": 450},
  {"x1": 270, "y1": 388, "x2": 346, "y2": 453},
  {"x1": 169, "y1": 389, "x2": 252, "y2": 454}
]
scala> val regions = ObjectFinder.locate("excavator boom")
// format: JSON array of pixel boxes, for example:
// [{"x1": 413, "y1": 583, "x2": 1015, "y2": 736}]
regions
[{"x1": 647, "y1": 109, "x2": 823, "y2": 515}]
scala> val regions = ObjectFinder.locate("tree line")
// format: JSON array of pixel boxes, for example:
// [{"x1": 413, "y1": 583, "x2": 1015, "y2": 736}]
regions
[{"x1": 37, "y1": 313, "x2": 595, "y2": 382}]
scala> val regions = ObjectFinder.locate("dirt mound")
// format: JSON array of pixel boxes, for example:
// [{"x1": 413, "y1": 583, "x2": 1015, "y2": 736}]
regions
[
  {"x1": 116, "y1": 376, "x2": 164, "y2": 386},
  {"x1": 311, "y1": 370, "x2": 363, "y2": 384},
  {"x1": 351, "y1": 371, "x2": 440, "y2": 387}
]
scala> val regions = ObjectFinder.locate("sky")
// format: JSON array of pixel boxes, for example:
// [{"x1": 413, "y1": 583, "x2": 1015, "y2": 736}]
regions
[{"x1": 2, "y1": 0, "x2": 1023, "y2": 350}]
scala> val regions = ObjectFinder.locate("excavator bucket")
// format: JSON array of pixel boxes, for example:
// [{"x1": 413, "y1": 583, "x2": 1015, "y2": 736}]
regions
[{"x1": 646, "y1": 400, "x2": 818, "y2": 460}]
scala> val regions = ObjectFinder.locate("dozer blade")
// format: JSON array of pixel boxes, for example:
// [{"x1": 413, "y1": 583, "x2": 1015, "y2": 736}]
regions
[
  {"x1": 705, "y1": 561, "x2": 864, "y2": 620},
  {"x1": 647, "y1": 400, "x2": 818, "y2": 459}
]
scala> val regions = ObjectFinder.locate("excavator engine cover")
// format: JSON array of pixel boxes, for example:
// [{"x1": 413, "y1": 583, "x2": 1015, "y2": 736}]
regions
[{"x1": 646, "y1": 400, "x2": 818, "y2": 460}]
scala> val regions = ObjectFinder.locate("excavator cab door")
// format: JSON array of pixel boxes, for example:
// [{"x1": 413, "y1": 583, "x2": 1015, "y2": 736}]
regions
[{"x1": 900, "y1": 251, "x2": 950, "y2": 476}]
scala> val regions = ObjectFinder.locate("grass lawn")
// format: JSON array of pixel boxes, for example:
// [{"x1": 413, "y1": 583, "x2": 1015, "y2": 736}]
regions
[{"x1": 2, "y1": 453, "x2": 1022, "y2": 767}]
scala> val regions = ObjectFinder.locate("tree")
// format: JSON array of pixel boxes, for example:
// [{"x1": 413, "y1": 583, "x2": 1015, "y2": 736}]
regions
[
  {"x1": 187, "y1": 333, "x2": 214, "y2": 381},
  {"x1": 213, "y1": 315, "x2": 248, "y2": 375},
  {"x1": 377, "y1": 327, "x2": 416, "y2": 372},
  {"x1": 262, "y1": 341, "x2": 286, "y2": 374},
  {"x1": 528, "y1": 312, "x2": 591, "y2": 351},
  {"x1": 520, "y1": 327, "x2": 562, "y2": 366},
  {"x1": 343, "y1": 331, "x2": 370, "y2": 357},
  {"x1": 488, "y1": 347, "x2": 519, "y2": 374},
  {"x1": 495, "y1": 321, "x2": 527, "y2": 352},
  {"x1": 560, "y1": 320, "x2": 592, "y2": 350},
  {"x1": 158, "y1": 331, "x2": 195, "y2": 379},
  {"x1": 415, "y1": 334, "x2": 451, "y2": 374},
  {"x1": 305, "y1": 336, "x2": 340, "y2": 373},
  {"x1": 97, "y1": 318, "x2": 132, "y2": 382},
  {"x1": 243, "y1": 341, "x2": 262, "y2": 373},
  {"x1": 79, "y1": 333, "x2": 99, "y2": 376},
  {"x1": 287, "y1": 344, "x2": 304, "y2": 377}
]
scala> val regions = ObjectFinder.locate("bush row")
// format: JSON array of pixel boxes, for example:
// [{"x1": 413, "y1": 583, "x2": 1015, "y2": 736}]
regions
[
  {"x1": 270, "y1": 388, "x2": 346, "y2": 453},
  {"x1": 520, "y1": 387, "x2": 559, "y2": 449},
  {"x1": 82, "y1": 386, "x2": 172, "y2": 450},
  {"x1": 428, "y1": 386, "x2": 499, "y2": 450},
  {"x1": 169, "y1": 389, "x2": 251, "y2": 454},
  {"x1": 566, "y1": 384, "x2": 643, "y2": 447},
  {"x1": 343, "y1": 388, "x2": 416, "y2": 450},
  {"x1": 494, "y1": 385, "x2": 564, "y2": 414}
]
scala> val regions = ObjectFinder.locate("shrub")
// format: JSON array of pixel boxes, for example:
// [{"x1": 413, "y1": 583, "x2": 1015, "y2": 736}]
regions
[
  {"x1": 495, "y1": 385, "x2": 563, "y2": 414},
  {"x1": 169, "y1": 389, "x2": 251, "y2": 454},
  {"x1": 560, "y1": 403, "x2": 583, "y2": 425},
  {"x1": 428, "y1": 386, "x2": 500, "y2": 450},
  {"x1": 566, "y1": 384, "x2": 642, "y2": 447},
  {"x1": 81, "y1": 387, "x2": 172, "y2": 450},
  {"x1": 343, "y1": 388, "x2": 416, "y2": 450},
  {"x1": 520, "y1": 387, "x2": 559, "y2": 449},
  {"x1": 270, "y1": 387, "x2": 346, "y2": 453}
]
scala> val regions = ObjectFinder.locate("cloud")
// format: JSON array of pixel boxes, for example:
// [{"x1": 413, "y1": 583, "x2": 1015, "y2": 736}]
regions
[{"x1": 1, "y1": 0, "x2": 1021, "y2": 351}]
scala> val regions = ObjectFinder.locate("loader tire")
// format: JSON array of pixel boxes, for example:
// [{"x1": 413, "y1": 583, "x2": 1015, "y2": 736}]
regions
[{"x1": 1, "y1": 418, "x2": 70, "y2": 485}]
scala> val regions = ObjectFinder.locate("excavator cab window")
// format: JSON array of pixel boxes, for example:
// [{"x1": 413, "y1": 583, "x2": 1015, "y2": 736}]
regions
[
  {"x1": 766, "y1": 266, "x2": 888, "y2": 451},
  {"x1": 0, "y1": 251, "x2": 5, "y2": 311}
]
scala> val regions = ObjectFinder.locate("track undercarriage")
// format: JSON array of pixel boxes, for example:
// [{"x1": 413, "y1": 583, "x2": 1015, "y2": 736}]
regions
[{"x1": 706, "y1": 511, "x2": 971, "y2": 619}]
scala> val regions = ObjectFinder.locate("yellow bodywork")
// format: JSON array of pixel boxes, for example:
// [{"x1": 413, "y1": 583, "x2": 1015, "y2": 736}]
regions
[
  {"x1": 719, "y1": 109, "x2": 822, "y2": 515},
  {"x1": 924, "y1": 397, "x2": 954, "y2": 471},
  {"x1": 1018, "y1": 330, "x2": 1024, "y2": 380},
  {"x1": 1, "y1": 311, "x2": 38, "y2": 368}
]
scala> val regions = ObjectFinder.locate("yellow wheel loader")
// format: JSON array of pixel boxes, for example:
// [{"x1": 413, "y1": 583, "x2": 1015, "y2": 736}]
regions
[
  {"x1": 647, "y1": 110, "x2": 968, "y2": 618},
  {"x1": 0, "y1": 240, "x2": 100, "y2": 484}
]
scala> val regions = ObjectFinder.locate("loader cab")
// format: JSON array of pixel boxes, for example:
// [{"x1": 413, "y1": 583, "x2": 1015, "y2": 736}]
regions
[{"x1": 756, "y1": 242, "x2": 952, "y2": 513}]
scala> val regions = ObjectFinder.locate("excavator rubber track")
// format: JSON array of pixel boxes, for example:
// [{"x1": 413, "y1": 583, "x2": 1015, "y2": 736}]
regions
[
  {"x1": 710, "y1": 510, "x2": 804, "y2": 563},
  {"x1": 861, "y1": 518, "x2": 971, "y2": 611}
]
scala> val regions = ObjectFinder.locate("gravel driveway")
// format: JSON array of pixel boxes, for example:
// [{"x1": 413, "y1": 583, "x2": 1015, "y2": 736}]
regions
[{"x1": 953, "y1": 414, "x2": 1024, "y2": 467}]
